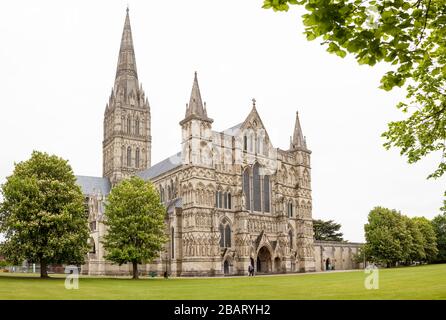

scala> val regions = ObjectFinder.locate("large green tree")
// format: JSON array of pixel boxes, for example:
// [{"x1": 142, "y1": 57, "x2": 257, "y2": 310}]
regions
[
  {"x1": 263, "y1": 0, "x2": 446, "y2": 211},
  {"x1": 102, "y1": 176, "x2": 167, "y2": 279},
  {"x1": 313, "y1": 219, "x2": 344, "y2": 241},
  {"x1": 413, "y1": 216, "x2": 438, "y2": 262},
  {"x1": 364, "y1": 207, "x2": 410, "y2": 266},
  {"x1": 0, "y1": 151, "x2": 89, "y2": 278},
  {"x1": 432, "y1": 212, "x2": 446, "y2": 261},
  {"x1": 402, "y1": 215, "x2": 425, "y2": 263},
  {"x1": 364, "y1": 206, "x2": 439, "y2": 266}
]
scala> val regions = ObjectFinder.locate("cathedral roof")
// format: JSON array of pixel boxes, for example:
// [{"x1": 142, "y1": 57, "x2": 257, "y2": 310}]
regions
[
  {"x1": 167, "y1": 198, "x2": 183, "y2": 213},
  {"x1": 136, "y1": 152, "x2": 182, "y2": 180},
  {"x1": 76, "y1": 175, "x2": 111, "y2": 196},
  {"x1": 220, "y1": 122, "x2": 243, "y2": 136}
]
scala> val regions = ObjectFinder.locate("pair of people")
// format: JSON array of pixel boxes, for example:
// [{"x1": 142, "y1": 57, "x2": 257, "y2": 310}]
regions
[{"x1": 248, "y1": 264, "x2": 255, "y2": 276}]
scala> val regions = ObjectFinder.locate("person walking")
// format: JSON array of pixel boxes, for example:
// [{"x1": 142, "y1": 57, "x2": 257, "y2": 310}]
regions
[{"x1": 248, "y1": 264, "x2": 254, "y2": 276}]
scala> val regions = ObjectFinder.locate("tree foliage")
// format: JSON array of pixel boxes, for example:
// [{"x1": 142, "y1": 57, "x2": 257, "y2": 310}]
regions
[
  {"x1": 313, "y1": 219, "x2": 344, "y2": 241},
  {"x1": 102, "y1": 176, "x2": 167, "y2": 279},
  {"x1": 432, "y1": 212, "x2": 446, "y2": 261},
  {"x1": 364, "y1": 206, "x2": 438, "y2": 266},
  {"x1": 0, "y1": 151, "x2": 89, "y2": 278},
  {"x1": 413, "y1": 216, "x2": 439, "y2": 261},
  {"x1": 263, "y1": 0, "x2": 446, "y2": 210}
]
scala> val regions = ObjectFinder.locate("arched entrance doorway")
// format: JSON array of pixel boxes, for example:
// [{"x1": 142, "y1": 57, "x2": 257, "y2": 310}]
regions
[
  {"x1": 325, "y1": 258, "x2": 331, "y2": 271},
  {"x1": 223, "y1": 260, "x2": 229, "y2": 275},
  {"x1": 256, "y1": 246, "x2": 272, "y2": 273}
]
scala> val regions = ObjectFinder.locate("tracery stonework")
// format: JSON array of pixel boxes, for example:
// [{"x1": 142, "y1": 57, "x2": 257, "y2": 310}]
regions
[{"x1": 77, "y1": 9, "x2": 361, "y2": 277}]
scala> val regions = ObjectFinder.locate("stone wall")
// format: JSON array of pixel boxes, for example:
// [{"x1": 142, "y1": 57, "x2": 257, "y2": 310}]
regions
[{"x1": 313, "y1": 240, "x2": 363, "y2": 272}]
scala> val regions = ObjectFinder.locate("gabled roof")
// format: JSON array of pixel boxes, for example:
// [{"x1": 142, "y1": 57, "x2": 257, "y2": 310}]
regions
[
  {"x1": 76, "y1": 175, "x2": 111, "y2": 196},
  {"x1": 137, "y1": 152, "x2": 182, "y2": 180}
]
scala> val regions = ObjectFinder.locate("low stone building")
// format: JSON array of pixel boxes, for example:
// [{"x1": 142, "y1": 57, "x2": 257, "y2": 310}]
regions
[{"x1": 313, "y1": 241, "x2": 363, "y2": 272}]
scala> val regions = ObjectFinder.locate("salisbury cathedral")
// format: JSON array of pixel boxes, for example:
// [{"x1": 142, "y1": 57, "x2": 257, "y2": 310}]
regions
[{"x1": 77, "y1": 9, "x2": 361, "y2": 276}]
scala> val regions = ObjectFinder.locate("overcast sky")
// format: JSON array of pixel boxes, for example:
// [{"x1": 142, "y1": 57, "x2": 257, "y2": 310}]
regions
[{"x1": 0, "y1": 0, "x2": 444, "y2": 242}]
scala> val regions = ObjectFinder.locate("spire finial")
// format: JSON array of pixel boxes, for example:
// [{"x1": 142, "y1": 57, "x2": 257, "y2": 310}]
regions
[
  {"x1": 126, "y1": 5, "x2": 129, "y2": 13},
  {"x1": 252, "y1": 98, "x2": 256, "y2": 108}
]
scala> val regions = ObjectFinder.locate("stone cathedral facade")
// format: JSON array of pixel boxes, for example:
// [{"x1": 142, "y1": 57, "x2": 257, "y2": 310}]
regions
[{"x1": 77, "y1": 9, "x2": 361, "y2": 276}]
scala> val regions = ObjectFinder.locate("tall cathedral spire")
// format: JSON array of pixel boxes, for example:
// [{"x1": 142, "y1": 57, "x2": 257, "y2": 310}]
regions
[
  {"x1": 290, "y1": 111, "x2": 306, "y2": 150},
  {"x1": 180, "y1": 72, "x2": 213, "y2": 124},
  {"x1": 114, "y1": 8, "x2": 138, "y2": 94},
  {"x1": 103, "y1": 9, "x2": 152, "y2": 184}
]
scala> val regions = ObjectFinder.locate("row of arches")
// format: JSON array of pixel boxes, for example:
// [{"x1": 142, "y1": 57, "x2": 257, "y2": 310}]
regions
[
  {"x1": 279, "y1": 166, "x2": 310, "y2": 188},
  {"x1": 122, "y1": 114, "x2": 143, "y2": 136},
  {"x1": 159, "y1": 179, "x2": 178, "y2": 203},
  {"x1": 242, "y1": 128, "x2": 269, "y2": 156},
  {"x1": 181, "y1": 183, "x2": 236, "y2": 208},
  {"x1": 121, "y1": 146, "x2": 143, "y2": 168},
  {"x1": 215, "y1": 191, "x2": 232, "y2": 210},
  {"x1": 222, "y1": 245, "x2": 296, "y2": 275}
]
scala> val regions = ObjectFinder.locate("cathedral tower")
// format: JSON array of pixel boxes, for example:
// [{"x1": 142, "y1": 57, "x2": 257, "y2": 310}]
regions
[{"x1": 103, "y1": 9, "x2": 151, "y2": 185}]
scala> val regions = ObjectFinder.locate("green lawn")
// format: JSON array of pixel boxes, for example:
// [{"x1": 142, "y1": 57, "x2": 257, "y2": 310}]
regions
[{"x1": 0, "y1": 264, "x2": 445, "y2": 299}]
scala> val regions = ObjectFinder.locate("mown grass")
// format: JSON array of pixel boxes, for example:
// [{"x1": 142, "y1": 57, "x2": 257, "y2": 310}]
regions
[{"x1": 0, "y1": 264, "x2": 445, "y2": 300}]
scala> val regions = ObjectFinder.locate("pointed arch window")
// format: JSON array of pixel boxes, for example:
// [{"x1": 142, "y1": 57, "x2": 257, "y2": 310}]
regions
[
  {"x1": 135, "y1": 148, "x2": 140, "y2": 168},
  {"x1": 289, "y1": 230, "x2": 293, "y2": 249},
  {"x1": 135, "y1": 118, "x2": 140, "y2": 136},
  {"x1": 253, "y1": 163, "x2": 261, "y2": 212},
  {"x1": 263, "y1": 175, "x2": 270, "y2": 213},
  {"x1": 243, "y1": 168, "x2": 251, "y2": 210},
  {"x1": 219, "y1": 220, "x2": 231, "y2": 248},
  {"x1": 223, "y1": 192, "x2": 228, "y2": 209},
  {"x1": 243, "y1": 135, "x2": 248, "y2": 151},
  {"x1": 219, "y1": 191, "x2": 223, "y2": 208},
  {"x1": 127, "y1": 116, "x2": 131, "y2": 134},
  {"x1": 224, "y1": 224, "x2": 231, "y2": 247},
  {"x1": 219, "y1": 224, "x2": 224, "y2": 247},
  {"x1": 256, "y1": 133, "x2": 263, "y2": 154},
  {"x1": 288, "y1": 201, "x2": 293, "y2": 217},
  {"x1": 127, "y1": 146, "x2": 132, "y2": 166},
  {"x1": 228, "y1": 193, "x2": 232, "y2": 210},
  {"x1": 249, "y1": 133, "x2": 254, "y2": 152},
  {"x1": 171, "y1": 227, "x2": 175, "y2": 259}
]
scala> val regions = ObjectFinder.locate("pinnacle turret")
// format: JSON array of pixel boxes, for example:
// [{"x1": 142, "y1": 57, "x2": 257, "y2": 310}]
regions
[
  {"x1": 290, "y1": 111, "x2": 306, "y2": 150},
  {"x1": 180, "y1": 72, "x2": 213, "y2": 124}
]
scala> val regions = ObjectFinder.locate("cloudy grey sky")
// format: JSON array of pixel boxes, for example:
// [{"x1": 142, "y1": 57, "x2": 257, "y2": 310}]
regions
[{"x1": 0, "y1": 0, "x2": 444, "y2": 242}]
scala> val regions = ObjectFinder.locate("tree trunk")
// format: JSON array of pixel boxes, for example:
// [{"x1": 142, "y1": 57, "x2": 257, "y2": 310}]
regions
[
  {"x1": 40, "y1": 260, "x2": 49, "y2": 278},
  {"x1": 132, "y1": 261, "x2": 139, "y2": 279}
]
